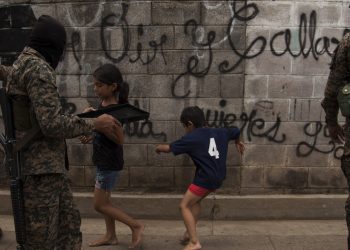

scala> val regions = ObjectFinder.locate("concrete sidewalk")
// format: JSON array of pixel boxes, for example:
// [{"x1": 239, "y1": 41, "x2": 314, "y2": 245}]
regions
[
  {"x1": 0, "y1": 215, "x2": 348, "y2": 250},
  {"x1": 0, "y1": 190, "x2": 348, "y2": 220}
]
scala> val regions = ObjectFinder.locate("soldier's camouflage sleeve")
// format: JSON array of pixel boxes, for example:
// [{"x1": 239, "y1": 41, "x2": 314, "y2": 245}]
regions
[
  {"x1": 26, "y1": 64, "x2": 94, "y2": 138},
  {"x1": 321, "y1": 33, "x2": 350, "y2": 127},
  {"x1": 0, "y1": 65, "x2": 12, "y2": 83}
]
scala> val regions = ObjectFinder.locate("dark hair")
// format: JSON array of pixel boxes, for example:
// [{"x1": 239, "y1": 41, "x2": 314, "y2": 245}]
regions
[
  {"x1": 93, "y1": 64, "x2": 129, "y2": 104},
  {"x1": 180, "y1": 106, "x2": 206, "y2": 128}
]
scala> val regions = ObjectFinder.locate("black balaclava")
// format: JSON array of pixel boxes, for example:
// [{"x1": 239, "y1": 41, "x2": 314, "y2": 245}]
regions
[{"x1": 27, "y1": 15, "x2": 66, "y2": 69}]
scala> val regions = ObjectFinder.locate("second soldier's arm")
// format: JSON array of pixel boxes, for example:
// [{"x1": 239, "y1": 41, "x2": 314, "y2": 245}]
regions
[{"x1": 321, "y1": 35, "x2": 350, "y2": 143}]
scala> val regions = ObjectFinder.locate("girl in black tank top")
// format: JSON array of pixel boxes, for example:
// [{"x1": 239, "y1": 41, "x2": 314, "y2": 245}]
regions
[{"x1": 80, "y1": 64, "x2": 144, "y2": 248}]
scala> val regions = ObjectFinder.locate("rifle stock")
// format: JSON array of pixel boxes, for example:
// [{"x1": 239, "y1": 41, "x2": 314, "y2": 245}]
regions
[{"x1": 0, "y1": 88, "x2": 26, "y2": 249}]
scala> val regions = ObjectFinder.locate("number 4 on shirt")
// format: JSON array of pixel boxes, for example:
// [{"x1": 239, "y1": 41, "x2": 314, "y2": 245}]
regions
[{"x1": 208, "y1": 138, "x2": 220, "y2": 159}]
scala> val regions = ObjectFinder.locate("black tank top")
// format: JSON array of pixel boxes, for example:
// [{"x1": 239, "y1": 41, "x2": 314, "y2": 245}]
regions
[{"x1": 92, "y1": 104, "x2": 124, "y2": 171}]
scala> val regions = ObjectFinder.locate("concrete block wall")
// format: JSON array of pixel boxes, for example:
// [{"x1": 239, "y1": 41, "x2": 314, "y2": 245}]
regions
[{"x1": 0, "y1": 0, "x2": 349, "y2": 194}]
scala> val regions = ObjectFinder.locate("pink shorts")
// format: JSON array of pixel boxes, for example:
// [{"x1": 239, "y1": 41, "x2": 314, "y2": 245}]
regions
[{"x1": 188, "y1": 184, "x2": 215, "y2": 197}]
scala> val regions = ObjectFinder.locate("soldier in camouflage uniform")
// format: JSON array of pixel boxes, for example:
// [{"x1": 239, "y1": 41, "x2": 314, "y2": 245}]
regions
[
  {"x1": 322, "y1": 32, "x2": 350, "y2": 248},
  {"x1": 0, "y1": 15, "x2": 123, "y2": 249}
]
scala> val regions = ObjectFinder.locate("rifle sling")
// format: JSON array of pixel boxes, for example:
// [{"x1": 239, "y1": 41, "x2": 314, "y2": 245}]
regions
[{"x1": 14, "y1": 126, "x2": 41, "y2": 153}]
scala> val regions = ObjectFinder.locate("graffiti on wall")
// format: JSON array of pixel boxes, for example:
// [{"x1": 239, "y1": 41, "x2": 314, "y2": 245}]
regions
[{"x1": 0, "y1": 2, "x2": 347, "y2": 158}]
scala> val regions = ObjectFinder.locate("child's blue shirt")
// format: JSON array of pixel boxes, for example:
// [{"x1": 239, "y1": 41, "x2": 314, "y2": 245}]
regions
[{"x1": 170, "y1": 127, "x2": 240, "y2": 189}]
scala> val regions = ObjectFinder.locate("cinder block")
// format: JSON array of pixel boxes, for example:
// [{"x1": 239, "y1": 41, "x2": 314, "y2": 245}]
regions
[
  {"x1": 268, "y1": 75, "x2": 313, "y2": 98},
  {"x1": 114, "y1": 168, "x2": 129, "y2": 188},
  {"x1": 56, "y1": 74, "x2": 80, "y2": 98},
  {"x1": 57, "y1": 52, "x2": 147, "y2": 75},
  {"x1": 243, "y1": 144, "x2": 286, "y2": 166},
  {"x1": 84, "y1": 166, "x2": 96, "y2": 187},
  {"x1": 124, "y1": 121, "x2": 176, "y2": 144},
  {"x1": 241, "y1": 166, "x2": 264, "y2": 188},
  {"x1": 286, "y1": 145, "x2": 331, "y2": 167},
  {"x1": 246, "y1": 53, "x2": 292, "y2": 75},
  {"x1": 309, "y1": 167, "x2": 347, "y2": 188},
  {"x1": 313, "y1": 76, "x2": 328, "y2": 98},
  {"x1": 67, "y1": 143, "x2": 93, "y2": 166},
  {"x1": 67, "y1": 165, "x2": 85, "y2": 186},
  {"x1": 294, "y1": 3, "x2": 341, "y2": 27},
  {"x1": 289, "y1": 99, "x2": 323, "y2": 121},
  {"x1": 172, "y1": 75, "x2": 221, "y2": 98},
  {"x1": 79, "y1": 74, "x2": 94, "y2": 97},
  {"x1": 119, "y1": 1, "x2": 151, "y2": 25},
  {"x1": 174, "y1": 166, "x2": 195, "y2": 190},
  {"x1": 292, "y1": 55, "x2": 331, "y2": 75},
  {"x1": 244, "y1": 98, "x2": 290, "y2": 122},
  {"x1": 31, "y1": 4, "x2": 56, "y2": 18},
  {"x1": 129, "y1": 167, "x2": 174, "y2": 188},
  {"x1": 227, "y1": 143, "x2": 243, "y2": 166},
  {"x1": 247, "y1": 3, "x2": 293, "y2": 26},
  {"x1": 244, "y1": 75, "x2": 268, "y2": 98},
  {"x1": 123, "y1": 144, "x2": 148, "y2": 166},
  {"x1": 56, "y1": 3, "x2": 103, "y2": 27},
  {"x1": 220, "y1": 74, "x2": 244, "y2": 98},
  {"x1": 149, "y1": 98, "x2": 186, "y2": 121},
  {"x1": 126, "y1": 74, "x2": 174, "y2": 98},
  {"x1": 201, "y1": 1, "x2": 245, "y2": 26},
  {"x1": 147, "y1": 144, "x2": 190, "y2": 167},
  {"x1": 211, "y1": 50, "x2": 244, "y2": 74},
  {"x1": 264, "y1": 167, "x2": 308, "y2": 188},
  {"x1": 152, "y1": 2, "x2": 200, "y2": 25},
  {"x1": 221, "y1": 167, "x2": 240, "y2": 190},
  {"x1": 129, "y1": 26, "x2": 174, "y2": 50},
  {"x1": 147, "y1": 51, "x2": 196, "y2": 75}
]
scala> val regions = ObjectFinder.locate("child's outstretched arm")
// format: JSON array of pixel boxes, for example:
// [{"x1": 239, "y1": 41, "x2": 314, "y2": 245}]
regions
[
  {"x1": 155, "y1": 144, "x2": 171, "y2": 154},
  {"x1": 235, "y1": 138, "x2": 245, "y2": 156}
]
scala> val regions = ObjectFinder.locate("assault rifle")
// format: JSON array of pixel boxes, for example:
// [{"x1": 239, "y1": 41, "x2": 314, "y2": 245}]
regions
[{"x1": 0, "y1": 87, "x2": 26, "y2": 250}]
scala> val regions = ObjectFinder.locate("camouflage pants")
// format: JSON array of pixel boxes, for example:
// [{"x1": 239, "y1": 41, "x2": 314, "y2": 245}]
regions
[
  {"x1": 23, "y1": 174, "x2": 82, "y2": 250},
  {"x1": 342, "y1": 155, "x2": 350, "y2": 240}
]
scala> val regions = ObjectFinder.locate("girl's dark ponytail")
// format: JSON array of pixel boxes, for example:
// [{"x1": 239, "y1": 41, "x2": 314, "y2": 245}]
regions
[{"x1": 118, "y1": 81, "x2": 129, "y2": 104}]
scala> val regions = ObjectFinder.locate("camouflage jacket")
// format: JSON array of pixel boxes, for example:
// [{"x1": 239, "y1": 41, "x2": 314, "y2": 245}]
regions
[
  {"x1": 4, "y1": 47, "x2": 95, "y2": 175},
  {"x1": 322, "y1": 33, "x2": 350, "y2": 126},
  {"x1": 321, "y1": 33, "x2": 350, "y2": 154}
]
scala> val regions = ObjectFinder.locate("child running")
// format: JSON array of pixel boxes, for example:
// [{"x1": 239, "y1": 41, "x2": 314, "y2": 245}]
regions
[
  {"x1": 80, "y1": 64, "x2": 144, "y2": 248},
  {"x1": 155, "y1": 106, "x2": 244, "y2": 250}
]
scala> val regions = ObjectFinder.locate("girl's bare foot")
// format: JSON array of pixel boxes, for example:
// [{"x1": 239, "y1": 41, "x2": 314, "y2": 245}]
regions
[
  {"x1": 184, "y1": 241, "x2": 202, "y2": 250},
  {"x1": 88, "y1": 236, "x2": 118, "y2": 247},
  {"x1": 129, "y1": 224, "x2": 145, "y2": 249},
  {"x1": 180, "y1": 231, "x2": 190, "y2": 245}
]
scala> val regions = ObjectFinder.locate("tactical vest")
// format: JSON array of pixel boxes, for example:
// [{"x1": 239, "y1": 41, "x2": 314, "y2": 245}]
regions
[
  {"x1": 5, "y1": 88, "x2": 41, "y2": 152},
  {"x1": 338, "y1": 83, "x2": 350, "y2": 117}
]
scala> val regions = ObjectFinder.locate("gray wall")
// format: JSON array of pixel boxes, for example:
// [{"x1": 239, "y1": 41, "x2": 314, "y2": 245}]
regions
[{"x1": 0, "y1": 0, "x2": 348, "y2": 194}]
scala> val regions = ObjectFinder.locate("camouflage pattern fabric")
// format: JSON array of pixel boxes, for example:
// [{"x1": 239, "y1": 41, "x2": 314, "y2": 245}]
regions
[
  {"x1": 1, "y1": 46, "x2": 96, "y2": 249},
  {"x1": 322, "y1": 33, "x2": 350, "y2": 246},
  {"x1": 23, "y1": 174, "x2": 81, "y2": 250},
  {"x1": 322, "y1": 33, "x2": 350, "y2": 127},
  {"x1": 6, "y1": 47, "x2": 95, "y2": 175},
  {"x1": 0, "y1": 65, "x2": 11, "y2": 85}
]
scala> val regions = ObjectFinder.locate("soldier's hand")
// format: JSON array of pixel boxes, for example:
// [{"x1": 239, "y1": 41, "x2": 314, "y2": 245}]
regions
[
  {"x1": 94, "y1": 114, "x2": 123, "y2": 144},
  {"x1": 328, "y1": 124, "x2": 345, "y2": 144},
  {"x1": 79, "y1": 135, "x2": 93, "y2": 144},
  {"x1": 83, "y1": 107, "x2": 96, "y2": 113}
]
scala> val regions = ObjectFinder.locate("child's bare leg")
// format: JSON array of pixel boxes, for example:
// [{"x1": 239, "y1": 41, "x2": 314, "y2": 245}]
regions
[
  {"x1": 89, "y1": 190, "x2": 118, "y2": 247},
  {"x1": 181, "y1": 203, "x2": 201, "y2": 244},
  {"x1": 93, "y1": 188, "x2": 144, "y2": 248},
  {"x1": 180, "y1": 190, "x2": 203, "y2": 250}
]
